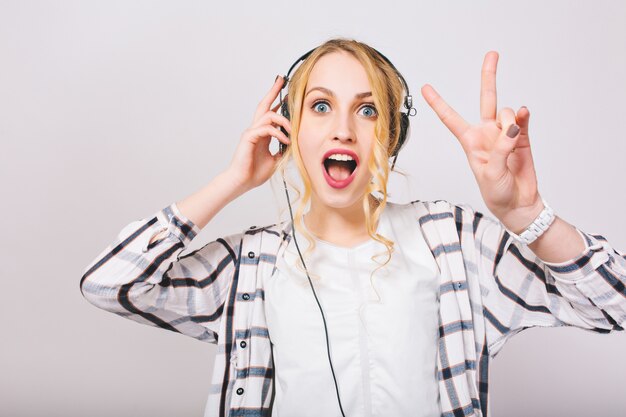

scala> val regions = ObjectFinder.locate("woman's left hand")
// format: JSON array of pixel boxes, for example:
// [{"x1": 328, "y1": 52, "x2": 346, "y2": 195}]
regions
[{"x1": 421, "y1": 51, "x2": 544, "y2": 232}]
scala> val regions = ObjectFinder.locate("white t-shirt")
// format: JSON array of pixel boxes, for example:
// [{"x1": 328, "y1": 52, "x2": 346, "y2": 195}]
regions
[{"x1": 263, "y1": 202, "x2": 442, "y2": 417}]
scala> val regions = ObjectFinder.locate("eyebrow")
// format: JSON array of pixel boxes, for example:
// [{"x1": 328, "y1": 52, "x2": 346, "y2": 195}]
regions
[{"x1": 304, "y1": 86, "x2": 372, "y2": 100}]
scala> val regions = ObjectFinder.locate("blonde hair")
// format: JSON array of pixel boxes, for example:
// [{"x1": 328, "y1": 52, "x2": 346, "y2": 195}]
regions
[{"x1": 270, "y1": 37, "x2": 409, "y2": 284}]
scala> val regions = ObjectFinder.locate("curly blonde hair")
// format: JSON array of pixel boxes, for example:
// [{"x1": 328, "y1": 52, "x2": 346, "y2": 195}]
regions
[{"x1": 270, "y1": 37, "x2": 409, "y2": 283}]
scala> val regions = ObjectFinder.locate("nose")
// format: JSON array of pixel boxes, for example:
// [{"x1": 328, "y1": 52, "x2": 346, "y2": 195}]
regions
[{"x1": 331, "y1": 109, "x2": 355, "y2": 144}]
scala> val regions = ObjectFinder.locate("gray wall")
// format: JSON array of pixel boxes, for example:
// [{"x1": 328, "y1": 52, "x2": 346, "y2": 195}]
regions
[{"x1": 2, "y1": 1, "x2": 625, "y2": 416}]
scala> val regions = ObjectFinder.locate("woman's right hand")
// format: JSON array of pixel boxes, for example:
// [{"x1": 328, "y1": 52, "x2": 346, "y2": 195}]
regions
[{"x1": 225, "y1": 75, "x2": 292, "y2": 192}]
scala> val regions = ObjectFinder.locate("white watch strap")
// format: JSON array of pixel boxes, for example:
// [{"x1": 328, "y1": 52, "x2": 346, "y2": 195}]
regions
[{"x1": 506, "y1": 198, "x2": 555, "y2": 245}]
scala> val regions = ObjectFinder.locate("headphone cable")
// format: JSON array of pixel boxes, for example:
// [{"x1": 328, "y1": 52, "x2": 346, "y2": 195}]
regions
[{"x1": 281, "y1": 175, "x2": 347, "y2": 417}]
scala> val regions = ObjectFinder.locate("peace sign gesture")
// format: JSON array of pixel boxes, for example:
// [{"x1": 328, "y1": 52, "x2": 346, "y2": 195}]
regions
[{"x1": 421, "y1": 51, "x2": 544, "y2": 230}]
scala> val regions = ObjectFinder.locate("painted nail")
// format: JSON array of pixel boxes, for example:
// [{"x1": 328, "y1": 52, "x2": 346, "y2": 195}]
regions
[{"x1": 506, "y1": 124, "x2": 520, "y2": 138}]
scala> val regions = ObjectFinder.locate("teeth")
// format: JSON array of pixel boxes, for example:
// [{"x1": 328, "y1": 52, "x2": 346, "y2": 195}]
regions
[{"x1": 327, "y1": 153, "x2": 354, "y2": 162}]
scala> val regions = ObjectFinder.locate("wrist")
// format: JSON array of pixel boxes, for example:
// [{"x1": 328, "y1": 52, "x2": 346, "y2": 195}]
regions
[
  {"x1": 499, "y1": 197, "x2": 556, "y2": 245},
  {"x1": 221, "y1": 169, "x2": 251, "y2": 196},
  {"x1": 496, "y1": 197, "x2": 545, "y2": 235}
]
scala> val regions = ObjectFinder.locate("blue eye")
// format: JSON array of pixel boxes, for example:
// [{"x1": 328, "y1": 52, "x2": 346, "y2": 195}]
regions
[
  {"x1": 312, "y1": 100, "x2": 330, "y2": 113},
  {"x1": 359, "y1": 104, "x2": 377, "y2": 118},
  {"x1": 310, "y1": 100, "x2": 377, "y2": 117}
]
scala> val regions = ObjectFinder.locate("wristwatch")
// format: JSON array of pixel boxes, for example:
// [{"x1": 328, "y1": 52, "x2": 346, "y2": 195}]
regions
[{"x1": 504, "y1": 197, "x2": 555, "y2": 245}]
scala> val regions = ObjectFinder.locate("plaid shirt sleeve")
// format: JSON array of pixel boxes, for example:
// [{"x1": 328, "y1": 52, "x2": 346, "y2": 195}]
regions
[
  {"x1": 80, "y1": 202, "x2": 241, "y2": 344},
  {"x1": 455, "y1": 203, "x2": 626, "y2": 358}
]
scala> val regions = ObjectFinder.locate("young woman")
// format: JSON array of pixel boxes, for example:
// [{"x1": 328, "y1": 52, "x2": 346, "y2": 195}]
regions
[{"x1": 80, "y1": 38, "x2": 626, "y2": 417}]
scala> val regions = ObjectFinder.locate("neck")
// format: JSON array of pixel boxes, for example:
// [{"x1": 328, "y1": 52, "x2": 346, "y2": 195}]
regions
[{"x1": 304, "y1": 194, "x2": 380, "y2": 246}]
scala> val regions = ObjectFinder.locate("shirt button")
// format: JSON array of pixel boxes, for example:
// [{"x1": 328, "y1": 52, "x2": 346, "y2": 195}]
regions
[
  {"x1": 236, "y1": 388, "x2": 244, "y2": 395},
  {"x1": 242, "y1": 293, "x2": 250, "y2": 301},
  {"x1": 240, "y1": 340, "x2": 247, "y2": 348},
  {"x1": 248, "y1": 251, "x2": 255, "y2": 259}
]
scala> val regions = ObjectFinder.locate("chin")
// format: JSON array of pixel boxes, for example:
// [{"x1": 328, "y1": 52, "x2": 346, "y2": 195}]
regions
[
  {"x1": 322, "y1": 197, "x2": 360, "y2": 209},
  {"x1": 313, "y1": 183, "x2": 368, "y2": 209}
]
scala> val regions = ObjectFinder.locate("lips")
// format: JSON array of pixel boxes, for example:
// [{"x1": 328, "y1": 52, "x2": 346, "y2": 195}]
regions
[{"x1": 321, "y1": 148, "x2": 359, "y2": 189}]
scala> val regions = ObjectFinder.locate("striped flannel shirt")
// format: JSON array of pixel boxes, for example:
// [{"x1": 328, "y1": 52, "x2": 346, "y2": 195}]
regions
[{"x1": 80, "y1": 199, "x2": 626, "y2": 417}]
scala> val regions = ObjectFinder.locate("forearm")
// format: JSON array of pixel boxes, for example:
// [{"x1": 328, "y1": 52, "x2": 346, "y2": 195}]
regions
[
  {"x1": 526, "y1": 215, "x2": 586, "y2": 263},
  {"x1": 176, "y1": 170, "x2": 247, "y2": 231},
  {"x1": 498, "y1": 200, "x2": 587, "y2": 264}
]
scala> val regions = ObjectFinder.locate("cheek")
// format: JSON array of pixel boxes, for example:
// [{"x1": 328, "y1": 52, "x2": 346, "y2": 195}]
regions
[
  {"x1": 295, "y1": 135, "x2": 318, "y2": 176},
  {"x1": 296, "y1": 133, "x2": 312, "y2": 158},
  {"x1": 296, "y1": 120, "x2": 320, "y2": 166}
]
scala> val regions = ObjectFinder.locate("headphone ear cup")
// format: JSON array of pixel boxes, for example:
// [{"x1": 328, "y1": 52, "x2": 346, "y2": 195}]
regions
[
  {"x1": 392, "y1": 112, "x2": 410, "y2": 157},
  {"x1": 280, "y1": 99, "x2": 291, "y2": 121},
  {"x1": 279, "y1": 100, "x2": 291, "y2": 155}
]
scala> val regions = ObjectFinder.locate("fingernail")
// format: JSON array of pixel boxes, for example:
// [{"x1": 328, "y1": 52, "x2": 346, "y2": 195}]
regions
[
  {"x1": 506, "y1": 124, "x2": 520, "y2": 138},
  {"x1": 275, "y1": 75, "x2": 281, "y2": 83}
]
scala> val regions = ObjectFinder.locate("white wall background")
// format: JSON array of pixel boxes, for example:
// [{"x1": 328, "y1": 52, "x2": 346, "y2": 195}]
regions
[{"x1": 1, "y1": 1, "x2": 625, "y2": 416}]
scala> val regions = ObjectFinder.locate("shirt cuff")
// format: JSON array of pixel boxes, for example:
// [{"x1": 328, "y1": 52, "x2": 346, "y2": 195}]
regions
[
  {"x1": 542, "y1": 227, "x2": 610, "y2": 282},
  {"x1": 142, "y1": 202, "x2": 201, "y2": 252}
]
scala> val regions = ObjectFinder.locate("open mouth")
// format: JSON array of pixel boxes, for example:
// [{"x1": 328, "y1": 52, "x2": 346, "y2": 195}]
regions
[
  {"x1": 321, "y1": 149, "x2": 360, "y2": 188},
  {"x1": 323, "y1": 158, "x2": 357, "y2": 181}
]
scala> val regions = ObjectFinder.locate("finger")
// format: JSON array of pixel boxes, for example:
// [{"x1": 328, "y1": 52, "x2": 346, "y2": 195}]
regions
[
  {"x1": 489, "y1": 107, "x2": 519, "y2": 174},
  {"x1": 516, "y1": 106, "x2": 530, "y2": 138},
  {"x1": 272, "y1": 94, "x2": 289, "y2": 119},
  {"x1": 253, "y1": 76, "x2": 285, "y2": 122},
  {"x1": 480, "y1": 51, "x2": 499, "y2": 122},
  {"x1": 421, "y1": 84, "x2": 470, "y2": 139},
  {"x1": 247, "y1": 125, "x2": 291, "y2": 147},
  {"x1": 271, "y1": 94, "x2": 288, "y2": 116},
  {"x1": 251, "y1": 110, "x2": 292, "y2": 134}
]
